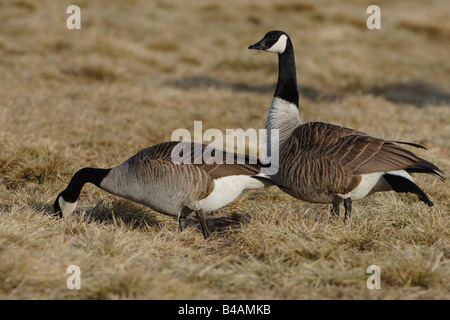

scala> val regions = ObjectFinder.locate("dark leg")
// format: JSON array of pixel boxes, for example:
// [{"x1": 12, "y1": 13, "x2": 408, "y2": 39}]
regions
[
  {"x1": 344, "y1": 197, "x2": 352, "y2": 221},
  {"x1": 178, "y1": 216, "x2": 188, "y2": 232},
  {"x1": 331, "y1": 204, "x2": 340, "y2": 217},
  {"x1": 195, "y1": 209, "x2": 211, "y2": 239}
]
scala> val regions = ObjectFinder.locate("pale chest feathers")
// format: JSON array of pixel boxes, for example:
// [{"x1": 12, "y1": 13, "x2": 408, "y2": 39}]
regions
[{"x1": 266, "y1": 97, "x2": 301, "y2": 147}]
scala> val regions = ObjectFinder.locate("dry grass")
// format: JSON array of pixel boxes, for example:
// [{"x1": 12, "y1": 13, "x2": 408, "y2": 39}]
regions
[{"x1": 0, "y1": 0, "x2": 449, "y2": 299}]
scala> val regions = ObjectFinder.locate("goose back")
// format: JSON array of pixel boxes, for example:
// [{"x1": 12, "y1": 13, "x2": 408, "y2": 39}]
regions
[
  {"x1": 99, "y1": 141, "x2": 265, "y2": 217},
  {"x1": 101, "y1": 158, "x2": 214, "y2": 217},
  {"x1": 273, "y1": 122, "x2": 442, "y2": 203}
]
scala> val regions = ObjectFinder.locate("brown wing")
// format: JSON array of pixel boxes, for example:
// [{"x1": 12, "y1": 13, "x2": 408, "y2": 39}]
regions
[
  {"x1": 322, "y1": 134, "x2": 443, "y2": 179},
  {"x1": 276, "y1": 124, "x2": 443, "y2": 201},
  {"x1": 115, "y1": 156, "x2": 216, "y2": 203},
  {"x1": 288, "y1": 122, "x2": 439, "y2": 177},
  {"x1": 287, "y1": 122, "x2": 366, "y2": 153},
  {"x1": 190, "y1": 143, "x2": 263, "y2": 179},
  {"x1": 135, "y1": 141, "x2": 263, "y2": 180}
]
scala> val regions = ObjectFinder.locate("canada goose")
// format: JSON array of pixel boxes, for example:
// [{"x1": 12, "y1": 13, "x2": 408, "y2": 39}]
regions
[
  {"x1": 249, "y1": 30, "x2": 444, "y2": 219},
  {"x1": 53, "y1": 141, "x2": 272, "y2": 238}
]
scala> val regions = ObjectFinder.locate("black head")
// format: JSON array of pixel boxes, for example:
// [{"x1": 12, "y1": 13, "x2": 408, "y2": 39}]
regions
[{"x1": 248, "y1": 30, "x2": 290, "y2": 54}]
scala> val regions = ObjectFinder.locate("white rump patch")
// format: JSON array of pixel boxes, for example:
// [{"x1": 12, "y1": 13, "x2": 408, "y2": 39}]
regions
[
  {"x1": 384, "y1": 170, "x2": 413, "y2": 180},
  {"x1": 338, "y1": 170, "x2": 414, "y2": 201},
  {"x1": 198, "y1": 175, "x2": 266, "y2": 213},
  {"x1": 267, "y1": 34, "x2": 288, "y2": 54}
]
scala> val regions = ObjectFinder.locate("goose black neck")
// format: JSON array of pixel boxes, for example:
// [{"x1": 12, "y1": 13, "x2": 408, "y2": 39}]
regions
[
  {"x1": 61, "y1": 167, "x2": 110, "y2": 202},
  {"x1": 275, "y1": 39, "x2": 299, "y2": 107}
]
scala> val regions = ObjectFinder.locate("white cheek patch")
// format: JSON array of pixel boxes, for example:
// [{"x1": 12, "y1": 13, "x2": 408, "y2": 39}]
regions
[
  {"x1": 267, "y1": 34, "x2": 288, "y2": 54},
  {"x1": 59, "y1": 197, "x2": 78, "y2": 218}
]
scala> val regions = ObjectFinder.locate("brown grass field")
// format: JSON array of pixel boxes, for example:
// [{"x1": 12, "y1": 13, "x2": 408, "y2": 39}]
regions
[{"x1": 0, "y1": 0, "x2": 449, "y2": 300}]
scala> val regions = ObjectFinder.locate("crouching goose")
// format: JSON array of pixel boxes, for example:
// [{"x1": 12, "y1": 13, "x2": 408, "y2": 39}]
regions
[
  {"x1": 53, "y1": 141, "x2": 272, "y2": 238},
  {"x1": 249, "y1": 30, "x2": 444, "y2": 219}
]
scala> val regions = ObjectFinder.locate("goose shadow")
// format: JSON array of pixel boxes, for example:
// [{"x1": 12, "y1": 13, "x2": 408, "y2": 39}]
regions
[
  {"x1": 168, "y1": 76, "x2": 450, "y2": 107},
  {"x1": 30, "y1": 203, "x2": 165, "y2": 231},
  {"x1": 183, "y1": 212, "x2": 252, "y2": 235},
  {"x1": 29, "y1": 203, "x2": 250, "y2": 236},
  {"x1": 366, "y1": 79, "x2": 450, "y2": 107}
]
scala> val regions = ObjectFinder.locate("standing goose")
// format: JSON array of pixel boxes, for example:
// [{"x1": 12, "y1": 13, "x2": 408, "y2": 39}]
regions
[
  {"x1": 249, "y1": 30, "x2": 444, "y2": 219},
  {"x1": 53, "y1": 141, "x2": 272, "y2": 238}
]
